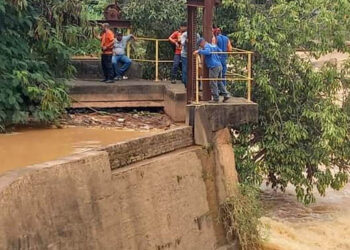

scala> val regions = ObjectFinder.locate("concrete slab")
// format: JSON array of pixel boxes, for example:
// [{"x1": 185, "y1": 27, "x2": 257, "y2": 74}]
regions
[
  {"x1": 186, "y1": 99, "x2": 258, "y2": 146},
  {"x1": 72, "y1": 58, "x2": 143, "y2": 79},
  {"x1": 69, "y1": 79, "x2": 165, "y2": 105},
  {"x1": 69, "y1": 79, "x2": 188, "y2": 122}
]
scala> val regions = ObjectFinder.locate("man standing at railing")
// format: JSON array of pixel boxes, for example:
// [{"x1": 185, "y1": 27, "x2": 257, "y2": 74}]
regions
[
  {"x1": 112, "y1": 32, "x2": 136, "y2": 81},
  {"x1": 99, "y1": 23, "x2": 115, "y2": 83},
  {"x1": 214, "y1": 28, "x2": 232, "y2": 86},
  {"x1": 194, "y1": 38, "x2": 230, "y2": 103},
  {"x1": 169, "y1": 23, "x2": 187, "y2": 84}
]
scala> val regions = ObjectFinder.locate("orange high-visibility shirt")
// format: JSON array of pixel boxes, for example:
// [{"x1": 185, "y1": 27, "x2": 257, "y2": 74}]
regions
[{"x1": 101, "y1": 29, "x2": 115, "y2": 55}]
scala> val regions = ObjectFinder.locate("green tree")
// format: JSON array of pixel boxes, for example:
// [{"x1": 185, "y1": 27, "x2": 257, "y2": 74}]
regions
[
  {"x1": 0, "y1": 0, "x2": 88, "y2": 131},
  {"x1": 217, "y1": 0, "x2": 350, "y2": 204}
]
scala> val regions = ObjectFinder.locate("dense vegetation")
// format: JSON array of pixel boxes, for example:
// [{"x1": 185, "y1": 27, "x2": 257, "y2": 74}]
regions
[
  {"x1": 0, "y1": 0, "x2": 89, "y2": 131},
  {"x1": 217, "y1": 0, "x2": 350, "y2": 204}
]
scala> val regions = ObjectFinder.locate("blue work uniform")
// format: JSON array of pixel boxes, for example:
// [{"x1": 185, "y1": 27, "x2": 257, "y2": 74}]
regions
[
  {"x1": 216, "y1": 34, "x2": 230, "y2": 85},
  {"x1": 198, "y1": 43, "x2": 229, "y2": 101}
]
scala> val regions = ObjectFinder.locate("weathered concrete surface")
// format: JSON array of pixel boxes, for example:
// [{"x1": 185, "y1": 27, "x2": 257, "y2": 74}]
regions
[
  {"x1": 0, "y1": 151, "x2": 113, "y2": 250},
  {"x1": 69, "y1": 80, "x2": 187, "y2": 122},
  {"x1": 72, "y1": 58, "x2": 143, "y2": 79},
  {"x1": 102, "y1": 126, "x2": 193, "y2": 169},
  {"x1": 164, "y1": 84, "x2": 187, "y2": 122},
  {"x1": 69, "y1": 80, "x2": 164, "y2": 103},
  {"x1": 0, "y1": 145, "x2": 238, "y2": 250},
  {"x1": 187, "y1": 99, "x2": 258, "y2": 146},
  {"x1": 212, "y1": 129, "x2": 239, "y2": 203}
]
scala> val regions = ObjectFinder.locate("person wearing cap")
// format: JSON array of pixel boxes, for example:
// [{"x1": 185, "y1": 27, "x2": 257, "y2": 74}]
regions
[
  {"x1": 215, "y1": 28, "x2": 232, "y2": 86},
  {"x1": 99, "y1": 23, "x2": 115, "y2": 83},
  {"x1": 194, "y1": 38, "x2": 230, "y2": 103},
  {"x1": 112, "y1": 32, "x2": 136, "y2": 81},
  {"x1": 169, "y1": 23, "x2": 187, "y2": 84}
]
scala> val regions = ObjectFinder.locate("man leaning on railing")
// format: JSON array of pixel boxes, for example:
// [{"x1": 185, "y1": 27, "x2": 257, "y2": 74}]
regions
[{"x1": 194, "y1": 38, "x2": 230, "y2": 103}]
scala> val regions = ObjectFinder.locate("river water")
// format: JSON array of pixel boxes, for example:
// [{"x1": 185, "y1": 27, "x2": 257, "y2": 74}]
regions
[
  {"x1": 262, "y1": 184, "x2": 350, "y2": 250},
  {"x1": 0, "y1": 127, "x2": 150, "y2": 174}
]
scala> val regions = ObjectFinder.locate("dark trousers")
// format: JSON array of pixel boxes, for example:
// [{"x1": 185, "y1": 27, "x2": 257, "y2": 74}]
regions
[
  {"x1": 171, "y1": 54, "x2": 181, "y2": 80},
  {"x1": 181, "y1": 56, "x2": 187, "y2": 86},
  {"x1": 101, "y1": 54, "x2": 114, "y2": 80}
]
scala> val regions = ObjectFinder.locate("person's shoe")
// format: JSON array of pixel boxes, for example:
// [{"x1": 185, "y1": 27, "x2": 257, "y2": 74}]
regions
[
  {"x1": 105, "y1": 80, "x2": 115, "y2": 83},
  {"x1": 123, "y1": 76, "x2": 128, "y2": 80},
  {"x1": 223, "y1": 96, "x2": 230, "y2": 103},
  {"x1": 209, "y1": 99, "x2": 219, "y2": 103},
  {"x1": 114, "y1": 76, "x2": 122, "y2": 81},
  {"x1": 100, "y1": 79, "x2": 107, "y2": 82},
  {"x1": 171, "y1": 80, "x2": 176, "y2": 84}
]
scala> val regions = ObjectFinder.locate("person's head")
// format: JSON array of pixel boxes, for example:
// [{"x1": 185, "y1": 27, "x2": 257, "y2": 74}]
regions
[
  {"x1": 197, "y1": 38, "x2": 206, "y2": 48},
  {"x1": 217, "y1": 28, "x2": 222, "y2": 35},
  {"x1": 102, "y1": 23, "x2": 110, "y2": 32},
  {"x1": 116, "y1": 32, "x2": 123, "y2": 41},
  {"x1": 180, "y1": 22, "x2": 187, "y2": 32}
]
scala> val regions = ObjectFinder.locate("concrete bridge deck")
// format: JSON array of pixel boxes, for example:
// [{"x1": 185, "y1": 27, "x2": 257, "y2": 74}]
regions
[{"x1": 69, "y1": 79, "x2": 258, "y2": 124}]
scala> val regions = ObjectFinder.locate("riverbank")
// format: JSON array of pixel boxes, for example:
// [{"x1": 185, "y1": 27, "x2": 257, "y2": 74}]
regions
[{"x1": 61, "y1": 109, "x2": 177, "y2": 130}]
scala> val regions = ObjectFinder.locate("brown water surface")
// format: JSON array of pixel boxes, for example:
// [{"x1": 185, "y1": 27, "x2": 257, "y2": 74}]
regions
[
  {"x1": 0, "y1": 127, "x2": 150, "y2": 174},
  {"x1": 262, "y1": 183, "x2": 350, "y2": 250}
]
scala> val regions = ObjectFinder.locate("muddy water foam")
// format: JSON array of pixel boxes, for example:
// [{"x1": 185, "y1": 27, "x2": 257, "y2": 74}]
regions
[{"x1": 262, "y1": 184, "x2": 350, "y2": 250}]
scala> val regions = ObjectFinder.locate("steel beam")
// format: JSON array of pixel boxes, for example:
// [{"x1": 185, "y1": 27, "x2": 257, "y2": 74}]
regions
[{"x1": 187, "y1": 6, "x2": 197, "y2": 103}]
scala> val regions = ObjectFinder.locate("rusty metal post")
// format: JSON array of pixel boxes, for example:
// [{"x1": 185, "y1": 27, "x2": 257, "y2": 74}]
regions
[
  {"x1": 126, "y1": 28, "x2": 131, "y2": 58},
  {"x1": 247, "y1": 53, "x2": 252, "y2": 101},
  {"x1": 187, "y1": 6, "x2": 197, "y2": 103},
  {"x1": 155, "y1": 39, "x2": 159, "y2": 82},
  {"x1": 202, "y1": 0, "x2": 215, "y2": 101}
]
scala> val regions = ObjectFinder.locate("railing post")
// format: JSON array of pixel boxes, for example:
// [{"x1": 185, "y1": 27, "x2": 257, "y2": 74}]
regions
[
  {"x1": 196, "y1": 55, "x2": 199, "y2": 104},
  {"x1": 247, "y1": 53, "x2": 252, "y2": 101},
  {"x1": 126, "y1": 28, "x2": 131, "y2": 58},
  {"x1": 155, "y1": 39, "x2": 159, "y2": 82}
]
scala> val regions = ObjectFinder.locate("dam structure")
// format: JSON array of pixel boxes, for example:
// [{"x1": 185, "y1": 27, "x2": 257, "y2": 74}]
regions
[
  {"x1": 0, "y1": 84, "x2": 258, "y2": 250},
  {"x1": 0, "y1": 1, "x2": 258, "y2": 246},
  {"x1": 0, "y1": 81, "x2": 258, "y2": 250}
]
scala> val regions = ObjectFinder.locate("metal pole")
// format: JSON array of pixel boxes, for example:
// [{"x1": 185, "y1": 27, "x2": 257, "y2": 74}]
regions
[
  {"x1": 187, "y1": 6, "x2": 197, "y2": 103},
  {"x1": 155, "y1": 39, "x2": 159, "y2": 82},
  {"x1": 202, "y1": 0, "x2": 215, "y2": 101},
  {"x1": 196, "y1": 55, "x2": 199, "y2": 104},
  {"x1": 126, "y1": 28, "x2": 131, "y2": 58},
  {"x1": 247, "y1": 53, "x2": 252, "y2": 101}
]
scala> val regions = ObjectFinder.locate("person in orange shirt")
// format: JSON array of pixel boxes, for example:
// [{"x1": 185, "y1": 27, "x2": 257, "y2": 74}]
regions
[
  {"x1": 168, "y1": 22, "x2": 187, "y2": 84},
  {"x1": 99, "y1": 23, "x2": 115, "y2": 83}
]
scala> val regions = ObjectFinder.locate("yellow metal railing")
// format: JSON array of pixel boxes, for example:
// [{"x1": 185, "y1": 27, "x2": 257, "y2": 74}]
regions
[
  {"x1": 126, "y1": 37, "x2": 253, "y2": 102},
  {"x1": 127, "y1": 38, "x2": 173, "y2": 82},
  {"x1": 195, "y1": 49, "x2": 253, "y2": 103}
]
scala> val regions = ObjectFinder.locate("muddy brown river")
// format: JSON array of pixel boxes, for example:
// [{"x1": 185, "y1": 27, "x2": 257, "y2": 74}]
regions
[
  {"x1": 0, "y1": 127, "x2": 150, "y2": 174},
  {"x1": 262, "y1": 184, "x2": 350, "y2": 250}
]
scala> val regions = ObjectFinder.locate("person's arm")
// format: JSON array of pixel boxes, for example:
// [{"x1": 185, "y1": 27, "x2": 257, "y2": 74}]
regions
[
  {"x1": 125, "y1": 34, "x2": 136, "y2": 42},
  {"x1": 169, "y1": 32, "x2": 181, "y2": 48},
  {"x1": 197, "y1": 46, "x2": 211, "y2": 56},
  {"x1": 105, "y1": 35, "x2": 115, "y2": 50},
  {"x1": 227, "y1": 39, "x2": 233, "y2": 52}
]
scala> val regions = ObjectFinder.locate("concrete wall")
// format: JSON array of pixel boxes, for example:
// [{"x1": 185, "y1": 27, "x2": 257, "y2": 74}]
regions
[
  {"x1": 103, "y1": 126, "x2": 193, "y2": 170},
  {"x1": 0, "y1": 128, "x2": 238, "y2": 250},
  {"x1": 0, "y1": 149, "x2": 228, "y2": 250},
  {"x1": 72, "y1": 59, "x2": 143, "y2": 79}
]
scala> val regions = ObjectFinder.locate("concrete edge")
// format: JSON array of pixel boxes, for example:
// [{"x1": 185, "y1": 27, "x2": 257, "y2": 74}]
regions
[
  {"x1": 0, "y1": 150, "x2": 109, "y2": 193},
  {"x1": 0, "y1": 127, "x2": 193, "y2": 193}
]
